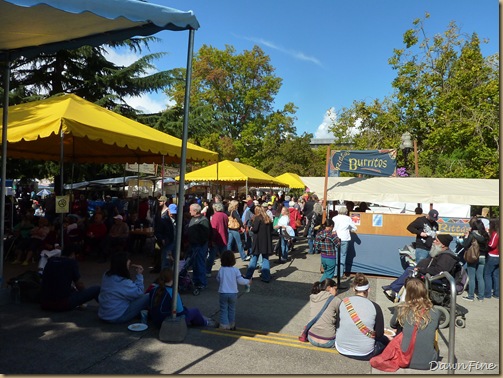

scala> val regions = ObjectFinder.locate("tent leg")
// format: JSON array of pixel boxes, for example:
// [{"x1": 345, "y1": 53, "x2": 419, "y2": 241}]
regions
[{"x1": 0, "y1": 57, "x2": 10, "y2": 287}]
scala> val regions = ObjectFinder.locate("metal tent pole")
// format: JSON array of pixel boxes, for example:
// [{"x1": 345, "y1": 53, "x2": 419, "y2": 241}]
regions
[{"x1": 0, "y1": 57, "x2": 10, "y2": 288}]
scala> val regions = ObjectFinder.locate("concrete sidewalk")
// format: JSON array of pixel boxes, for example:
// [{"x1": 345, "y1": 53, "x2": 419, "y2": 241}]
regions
[{"x1": 0, "y1": 239, "x2": 499, "y2": 374}]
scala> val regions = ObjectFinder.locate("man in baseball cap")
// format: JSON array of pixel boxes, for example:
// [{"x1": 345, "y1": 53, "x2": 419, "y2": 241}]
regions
[{"x1": 406, "y1": 208, "x2": 440, "y2": 263}]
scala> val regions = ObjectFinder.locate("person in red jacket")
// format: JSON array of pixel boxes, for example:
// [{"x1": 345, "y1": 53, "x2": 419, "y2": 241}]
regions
[
  {"x1": 484, "y1": 219, "x2": 499, "y2": 299},
  {"x1": 206, "y1": 202, "x2": 228, "y2": 278}
]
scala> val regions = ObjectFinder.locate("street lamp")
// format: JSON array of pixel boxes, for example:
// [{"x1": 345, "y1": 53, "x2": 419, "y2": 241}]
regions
[{"x1": 400, "y1": 132, "x2": 413, "y2": 172}]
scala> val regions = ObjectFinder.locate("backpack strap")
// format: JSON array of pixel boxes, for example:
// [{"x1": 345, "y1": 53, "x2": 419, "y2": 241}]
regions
[{"x1": 343, "y1": 297, "x2": 375, "y2": 338}]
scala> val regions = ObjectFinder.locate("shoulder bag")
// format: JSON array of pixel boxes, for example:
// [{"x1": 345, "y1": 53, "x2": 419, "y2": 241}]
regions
[
  {"x1": 298, "y1": 296, "x2": 334, "y2": 342},
  {"x1": 343, "y1": 297, "x2": 375, "y2": 338},
  {"x1": 369, "y1": 325, "x2": 418, "y2": 372},
  {"x1": 464, "y1": 236, "x2": 480, "y2": 264}
]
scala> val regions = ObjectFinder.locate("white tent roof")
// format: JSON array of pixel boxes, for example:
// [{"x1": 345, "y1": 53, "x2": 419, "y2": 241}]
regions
[{"x1": 300, "y1": 177, "x2": 499, "y2": 206}]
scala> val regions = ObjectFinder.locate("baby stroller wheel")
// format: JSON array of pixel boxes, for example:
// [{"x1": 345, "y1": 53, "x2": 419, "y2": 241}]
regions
[
  {"x1": 455, "y1": 317, "x2": 466, "y2": 328},
  {"x1": 193, "y1": 288, "x2": 200, "y2": 296},
  {"x1": 434, "y1": 305, "x2": 450, "y2": 329}
]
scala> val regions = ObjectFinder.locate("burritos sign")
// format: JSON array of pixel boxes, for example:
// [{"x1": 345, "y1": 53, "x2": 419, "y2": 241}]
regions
[{"x1": 329, "y1": 149, "x2": 397, "y2": 177}]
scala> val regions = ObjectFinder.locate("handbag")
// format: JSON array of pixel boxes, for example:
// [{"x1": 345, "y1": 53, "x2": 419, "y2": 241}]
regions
[
  {"x1": 228, "y1": 215, "x2": 240, "y2": 230},
  {"x1": 298, "y1": 296, "x2": 334, "y2": 342},
  {"x1": 295, "y1": 219, "x2": 302, "y2": 228},
  {"x1": 369, "y1": 325, "x2": 418, "y2": 372},
  {"x1": 464, "y1": 236, "x2": 480, "y2": 264}
]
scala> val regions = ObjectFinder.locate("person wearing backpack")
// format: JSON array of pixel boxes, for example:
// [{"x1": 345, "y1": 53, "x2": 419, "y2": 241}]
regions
[{"x1": 462, "y1": 217, "x2": 489, "y2": 302}]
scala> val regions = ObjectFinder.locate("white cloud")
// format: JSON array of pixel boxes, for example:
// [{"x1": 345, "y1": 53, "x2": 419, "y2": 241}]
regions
[
  {"x1": 314, "y1": 107, "x2": 336, "y2": 138},
  {"x1": 236, "y1": 35, "x2": 322, "y2": 66},
  {"x1": 125, "y1": 95, "x2": 172, "y2": 114}
]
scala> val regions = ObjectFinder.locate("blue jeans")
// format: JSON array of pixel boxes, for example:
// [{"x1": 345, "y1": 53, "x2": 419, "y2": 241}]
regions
[
  {"x1": 337, "y1": 241, "x2": 349, "y2": 275},
  {"x1": 390, "y1": 266, "x2": 415, "y2": 293},
  {"x1": 191, "y1": 243, "x2": 208, "y2": 288},
  {"x1": 321, "y1": 256, "x2": 336, "y2": 282},
  {"x1": 206, "y1": 244, "x2": 226, "y2": 275},
  {"x1": 415, "y1": 248, "x2": 430, "y2": 264},
  {"x1": 219, "y1": 292, "x2": 237, "y2": 327},
  {"x1": 161, "y1": 241, "x2": 174, "y2": 270},
  {"x1": 467, "y1": 256, "x2": 485, "y2": 299},
  {"x1": 308, "y1": 335, "x2": 335, "y2": 348},
  {"x1": 227, "y1": 230, "x2": 246, "y2": 260},
  {"x1": 307, "y1": 228, "x2": 317, "y2": 254},
  {"x1": 246, "y1": 254, "x2": 271, "y2": 282},
  {"x1": 484, "y1": 255, "x2": 500, "y2": 298},
  {"x1": 68, "y1": 286, "x2": 100, "y2": 309},
  {"x1": 280, "y1": 236, "x2": 289, "y2": 261},
  {"x1": 105, "y1": 293, "x2": 150, "y2": 324}
]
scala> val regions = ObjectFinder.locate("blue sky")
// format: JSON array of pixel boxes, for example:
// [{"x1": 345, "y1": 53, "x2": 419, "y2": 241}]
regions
[{"x1": 115, "y1": 0, "x2": 499, "y2": 138}]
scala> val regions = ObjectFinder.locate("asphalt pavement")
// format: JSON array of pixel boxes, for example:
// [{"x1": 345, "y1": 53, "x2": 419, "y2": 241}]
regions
[{"x1": 0, "y1": 237, "x2": 499, "y2": 375}]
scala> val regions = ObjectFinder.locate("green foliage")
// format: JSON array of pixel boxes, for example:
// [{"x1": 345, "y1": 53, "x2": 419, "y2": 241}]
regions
[{"x1": 329, "y1": 15, "x2": 499, "y2": 179}]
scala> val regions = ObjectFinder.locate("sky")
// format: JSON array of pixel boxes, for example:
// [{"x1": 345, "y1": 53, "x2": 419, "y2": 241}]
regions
[{"x1": 113, "y1": 0, "x2": 499, "y2": 139}]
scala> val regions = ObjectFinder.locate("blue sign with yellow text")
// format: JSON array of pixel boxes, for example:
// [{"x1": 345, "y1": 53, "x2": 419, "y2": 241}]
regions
[{"x1": 329, "y1": 149, "x2": 397, "y2": 177}]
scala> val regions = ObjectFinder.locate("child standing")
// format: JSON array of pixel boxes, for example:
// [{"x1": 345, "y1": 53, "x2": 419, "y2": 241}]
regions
[{"x1": 217, "y1": 250, "x2": 252, "y2": 330}]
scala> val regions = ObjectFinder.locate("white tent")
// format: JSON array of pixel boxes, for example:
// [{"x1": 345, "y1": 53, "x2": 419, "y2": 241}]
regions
[{"x1": 300, "y1": 177, "x2": 499, "y2": 207}]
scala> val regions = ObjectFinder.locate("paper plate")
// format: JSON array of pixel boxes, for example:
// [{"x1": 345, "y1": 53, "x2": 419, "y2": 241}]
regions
[
  {"x1": 384, "y1": 328, "x2": 396, "y2": 337},
  {"x1": 128, "y1": 323, "x2": 148, "y2": 332}
]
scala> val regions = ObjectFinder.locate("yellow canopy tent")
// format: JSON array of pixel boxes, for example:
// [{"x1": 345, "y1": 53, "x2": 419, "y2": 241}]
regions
[
  {"x1": 275, "y1": 172, "x2": 305, "y2": 189},
  {"x1": 178, "y1": 160, "x2": 287, "y2": 193},
  {"x1": 1, "y1": 94, "x2": 217, "y2": 164}
]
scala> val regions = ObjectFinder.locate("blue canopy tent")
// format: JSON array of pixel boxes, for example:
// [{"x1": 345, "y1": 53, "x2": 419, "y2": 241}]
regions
[{"x1": 0, "y1": 0, "x2": 199, "y2": 302}]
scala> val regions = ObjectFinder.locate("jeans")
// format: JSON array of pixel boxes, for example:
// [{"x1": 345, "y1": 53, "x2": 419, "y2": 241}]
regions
[
  {"x1": 105, "y1": 293, "x2": 149, "y2": 324},
  {"x1": 68, "y1": 285, "x2": 100, "y2": 309},
  {"x1": 245, "y1": 254, "x2": 271, "y2": 282},
  {"x1": 280, "y1": 236, "x2": 289, "y2": 261},
  {"x1": 308, "y1": 335, "x2": 335, "y2": 348},
  {"x1": 389, "y1": 266, "x2": 415, "y2": 293},
  {"x1": 191, "y1": 243, "x2": 208, "y2": 287},
  {"x1": 184, "y1": 307, "x2": 206, "y2": 327},
  {"x1": 206, "y1": 244, "x2": 226, "y2": 275},
  {"x1": 219, "y1": 293, "x2": 237, "y2": 327},
  {"x1": 320, "y1": 256, "x2": 336, "y2": 282},
  {"x1": 307, "y1": 228, "x2": 318, "y2": 254},
  {"x1": 484, "y1": 255, "x2": 499, "y2": 298},
  {"x1": 467, "y1": 256, "x2": 485, "y2": 299},
  {"x1": 227, "y1": 229, "x2": 246, "y2": 260},
  {"x1": 415, "y1": 248, "x2": 430, "y2": 264},
  {"x1": 161, "y1": 241, "x2": 174, "y2": 270},
  {"x1": 337, "y1": 241, "x2": 349, "y2": 275}
]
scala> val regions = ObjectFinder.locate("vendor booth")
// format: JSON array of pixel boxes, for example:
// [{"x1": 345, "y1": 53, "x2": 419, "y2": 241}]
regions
[{"x1": 301, "y1": 176, "x2": 499, "y2": 277}]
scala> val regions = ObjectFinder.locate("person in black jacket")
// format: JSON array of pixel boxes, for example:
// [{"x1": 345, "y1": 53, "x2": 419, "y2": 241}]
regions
[
  {"x1": 188, "y1": 203, "x2": 211, "y2": 289},
  {"x1": 383, "y1": 234, "x2": 456, "y2": 302},
  {"x1": 462, "y1": 217, "x2": 489, "y2": 301},
  {"x1": 406, "y1": 209, "x2": 439, "y2": 263}
]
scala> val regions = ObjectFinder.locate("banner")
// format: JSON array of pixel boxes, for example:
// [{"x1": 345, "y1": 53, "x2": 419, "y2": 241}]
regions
[
  {"x1": 329, "y1": 149, "x2": 397, "y2": 177},
  {"x1": 56, "y1": 195, "x2": 70, "y2": 213},
  {"x1": 125, "y1": 163, "x2": 157, "y2": 175}
]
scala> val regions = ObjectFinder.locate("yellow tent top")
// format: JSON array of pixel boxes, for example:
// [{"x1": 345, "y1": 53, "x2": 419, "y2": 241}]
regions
[
  {"x1": 275, "y1": 172, "x2": 306, "y2": 189},
  {"x1": 2, "y1": 94, "x2": 217, "y2": 164},
  {"x1": 178, "y1": 160, "x2": 287, "y2": 186}
]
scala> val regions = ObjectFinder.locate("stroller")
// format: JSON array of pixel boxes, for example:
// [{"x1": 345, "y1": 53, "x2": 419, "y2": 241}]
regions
[
  {"x1": 396, "y1": 244, "x2": 469, "y2": 329},
  {"x1": 177, "y1": 249, "x2": 200, "y2": 296}
]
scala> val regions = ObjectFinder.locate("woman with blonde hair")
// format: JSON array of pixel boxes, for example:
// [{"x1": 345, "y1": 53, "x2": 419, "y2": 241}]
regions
[
  {"x1": 245, "y1": 205, "x2": 273, "y2": 282},
  {"x1": 226, "y1": 200, "x2": 246, "y2": 261},
  {"x1": 389, "y1": 278, "x2": 440, "y2": 369}
]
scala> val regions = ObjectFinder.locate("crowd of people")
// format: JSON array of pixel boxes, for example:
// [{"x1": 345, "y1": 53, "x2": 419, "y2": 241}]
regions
[{"x1": 5, "y1": 186, "x2": 499, "y2": 371}]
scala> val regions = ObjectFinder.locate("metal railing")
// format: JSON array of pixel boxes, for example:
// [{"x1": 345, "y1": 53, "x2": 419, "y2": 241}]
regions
[{"x1": 425, "y1": 271, "x2": 456, "y2": 375}]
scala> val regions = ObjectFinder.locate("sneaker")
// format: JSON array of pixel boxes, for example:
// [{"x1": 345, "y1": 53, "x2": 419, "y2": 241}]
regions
[
  {"x1": 206, "y1": 319, "x2": 218, "y2": 328},
  {"x1": 383, "y1": 289, "x2": 396, "y2": 302},
  {"x1": 381, "y1": 285, "x2": 391, "y2": 291},
  {"x1": 462, "y1": 296, "x2": 474, "y2": 302},
  {"x1": 477, "y1": 297, "x2": 484, "y2": 302},
  {"x1": 244, "y1": 256, "x2": 251, "y2": 261},
  {"x1": 492, "y1": 295, "x2": 499, "y2": 299},
  {"x1": 219, "y1": 324, "x2": 230, "y2": 330},
  {"x1": 244, "y1": 285, "x2": 251, "y2": 293}
]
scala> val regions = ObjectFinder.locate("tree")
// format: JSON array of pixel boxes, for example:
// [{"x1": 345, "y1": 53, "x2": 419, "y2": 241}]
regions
[
  {"x1": 1, "y1": 38, "x2": 176, "y2": 181},
  {"x1": 329, "y1": 15, "x2": 499, "y2": 178}
]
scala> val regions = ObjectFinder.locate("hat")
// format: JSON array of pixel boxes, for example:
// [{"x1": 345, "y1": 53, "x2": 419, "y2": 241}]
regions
[
  {"x1": 168, "y1": 204, "x2": 178, "y2": 214},
  {"x1": 428, "y1": 209, "x2": 439, "y2": 221},
  {"x1": 437, "y1": 234, "x2": 453, "y2": 247},
  {"x1": 261, "y1": 202, "x2": 268, "y2": 208},
  {"x1": 253, "y1": 200, "x2": 259, "y2": 206},
  {"x1": 289, "y1": 200, "x2": 295, "y2": 207},
  {"x1": 285, "y1": 195, "x2": 291, "y2": 201},
  {"x1": 113, "y1": 214, "x2": 123, "y2": 221},
  {"x1": 159, "y1": 195, "x2": 168, "y2": 202}
]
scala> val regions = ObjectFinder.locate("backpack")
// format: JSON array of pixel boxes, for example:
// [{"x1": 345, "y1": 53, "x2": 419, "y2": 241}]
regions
[
  {"x1": 464, "y1": 237, "x2": 480, "y2": 264},
  {"x1": 452, "y1": 261, "x2": 469, "y2": 295},
  {"x1": 8, "y1": 270, "x2": 42, "y2": 303}
]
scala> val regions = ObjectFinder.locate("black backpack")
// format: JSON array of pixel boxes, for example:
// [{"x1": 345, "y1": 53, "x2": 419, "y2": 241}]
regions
[{"x1": 8, "y1": 270, "x2": 42, "y2": 303}]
